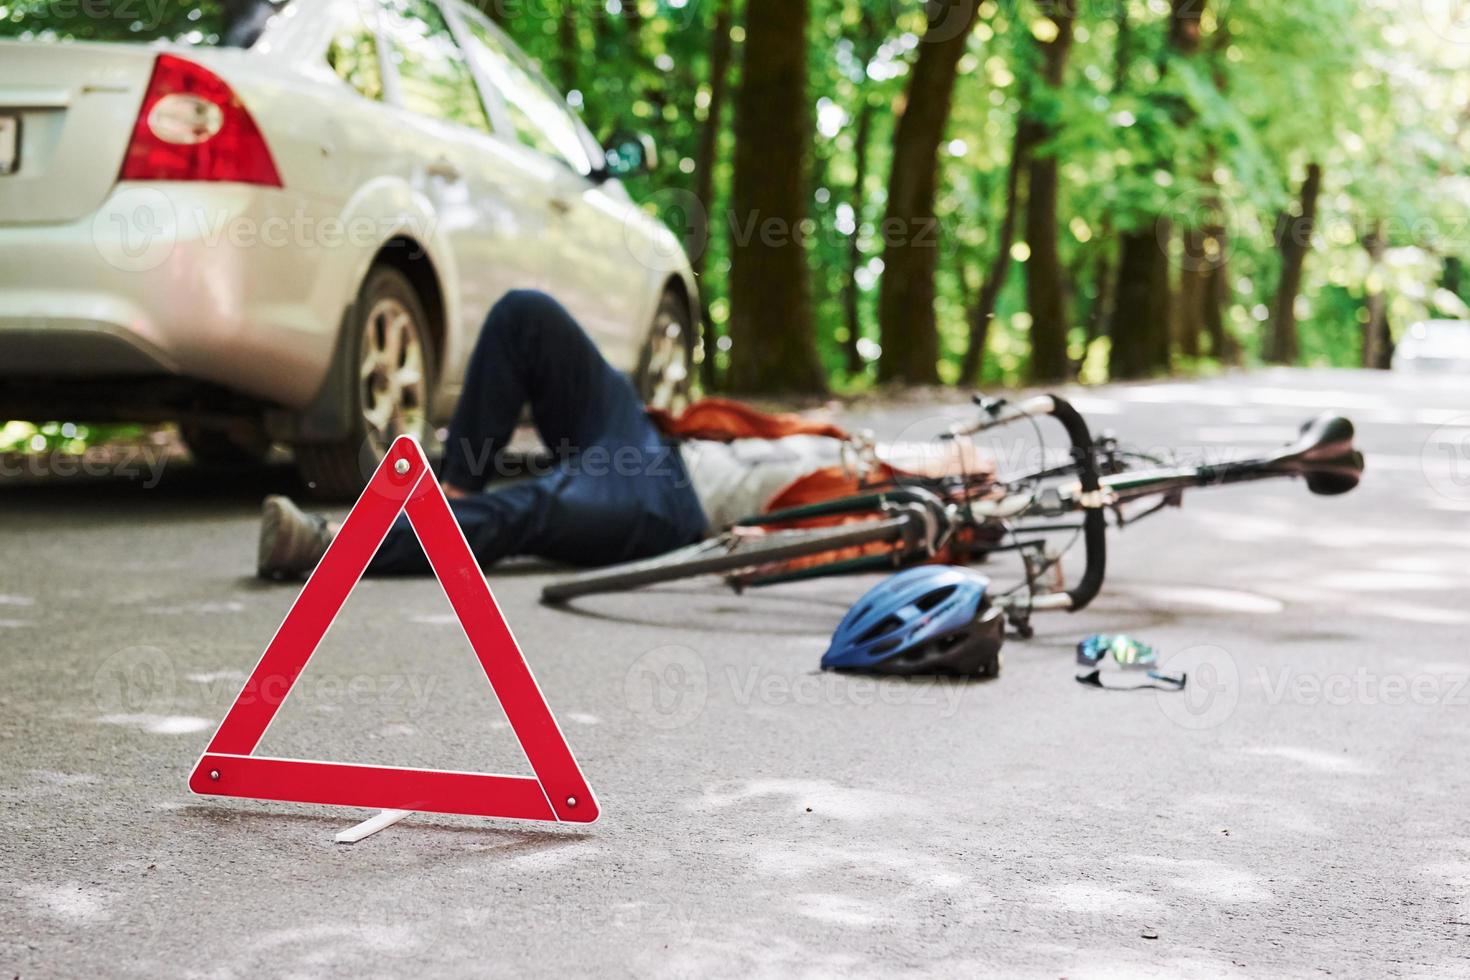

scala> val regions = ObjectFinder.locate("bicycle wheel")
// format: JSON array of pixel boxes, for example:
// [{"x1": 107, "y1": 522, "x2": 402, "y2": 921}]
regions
[{"x1": 540, "y1": 515, "x2": 914, "y2": 603}]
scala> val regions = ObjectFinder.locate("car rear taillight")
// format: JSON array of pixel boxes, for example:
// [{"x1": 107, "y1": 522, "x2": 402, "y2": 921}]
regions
[{"x1": 119, "y1": 53, "x2": 282, "y2": 186}]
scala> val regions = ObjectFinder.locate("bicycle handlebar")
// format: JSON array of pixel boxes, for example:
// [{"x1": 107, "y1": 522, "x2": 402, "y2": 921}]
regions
[
  {"x1": 962, "y1": 394, "x2": 1107, "y2": 612},
  {"x1": 1045, "y1": 397, "x2": 1107, "y2": 612},
  {"x1": 1100, "y1": 412, "x2": 1364, "y2": 503}
]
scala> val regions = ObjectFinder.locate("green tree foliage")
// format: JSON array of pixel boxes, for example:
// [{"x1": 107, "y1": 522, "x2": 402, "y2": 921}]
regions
[{"x1": 9, "y1": 0, "x2": 1465, "y2": 389}]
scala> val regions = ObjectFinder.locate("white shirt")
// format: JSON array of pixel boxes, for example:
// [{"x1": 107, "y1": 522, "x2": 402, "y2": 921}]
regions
[{"x1": 679, "y1": 435, "x2": 847, "y2": 534}]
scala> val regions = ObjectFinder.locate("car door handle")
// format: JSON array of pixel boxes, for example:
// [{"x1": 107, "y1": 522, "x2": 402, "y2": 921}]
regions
[
  {"x1": 548, "y1": 197, "x2": 573, "y2": 217},
  {"x1": 427, "y1": 157, "x2": 461, "y2": 181}
]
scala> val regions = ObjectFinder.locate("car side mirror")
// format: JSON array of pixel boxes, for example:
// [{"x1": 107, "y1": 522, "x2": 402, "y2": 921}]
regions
[{"x1": 600, "y1": 130, "x2": 658, "y2": 180}]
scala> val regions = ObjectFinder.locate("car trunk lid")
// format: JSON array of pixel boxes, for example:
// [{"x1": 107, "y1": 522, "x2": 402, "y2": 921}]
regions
[{"x1": 0, "y1": 41, "x2": 161, "y2": 224}]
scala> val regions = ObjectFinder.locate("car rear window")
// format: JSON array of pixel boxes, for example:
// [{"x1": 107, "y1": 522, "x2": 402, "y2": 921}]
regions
[{"x1": 0, "y1": 0, "x2": 290, "y2": 47}]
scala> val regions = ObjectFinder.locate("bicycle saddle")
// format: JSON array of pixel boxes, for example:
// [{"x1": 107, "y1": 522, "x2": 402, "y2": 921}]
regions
[{"x1": 1262, "y1": 413, "x2": 1365, "y2": 495}]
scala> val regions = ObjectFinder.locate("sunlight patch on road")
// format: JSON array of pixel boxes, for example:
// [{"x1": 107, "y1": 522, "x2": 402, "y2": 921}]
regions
[
  {"x1": 410, "y1": 613, "x2": 459, "y2": 625},
  {"x1": 18, "y1": 882, "x2": 113, "y2": 923},
  {"x1": 142, "y1": 600, "x2": 244, "y2": 616},
  {"x1": 1111, "y1": 583, "x2": 1284, "y2": 615},
  {"x1": 690, "y1": 778, "x2": 926, "y2": 822},
  {"x1": 1064, "y1": 395, "x2": 1124, "y2": 416},
  {"x1": 1314, "y1": 569, "x2": 1460, "y2": 592},
  {"x1": 1192, "y1": 507, "x2": 1470, "y2": 551},
  {"x1": 1361, "y1": 601, "x2": 1470, "y2": 626},
  {"x1": 1132, "y1": 856, "x2": 1277, "y2": 904},
  {"x1": 1112, "y1": 383, "x2": 1389, "y2": 412},
  {"x1": 97, "y1": 713, "x2": 212, "y2": 734},
  {"x1": 1244, "y1": 745, "x2": 1372, "y2": 774},
  {"x1": 185, "y1": 670, "x2": 247, "y2": 685},
  {"x1": 1193, "y1": 425, "x2": 1296, "y2": 444},
  {"x1": 790, "y1": 893, "x2": 883, "y2": 927},
  {"x1": 1039, "y1": 881, "x2": 1166, "y2": 916},
  {"x1": 31, "y1": 770, "x2": 101, "y2": 787}
]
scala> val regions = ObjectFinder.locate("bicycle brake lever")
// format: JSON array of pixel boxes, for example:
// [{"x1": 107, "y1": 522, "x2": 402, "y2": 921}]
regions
[{"x1": 971, "y1": 393, "x2": 1008, "y2": 415}]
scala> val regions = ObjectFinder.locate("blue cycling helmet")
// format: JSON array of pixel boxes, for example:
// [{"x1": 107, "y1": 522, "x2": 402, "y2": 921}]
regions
[{"x1": 822, "y1": 565, "x2": 1005, "y2": 677}]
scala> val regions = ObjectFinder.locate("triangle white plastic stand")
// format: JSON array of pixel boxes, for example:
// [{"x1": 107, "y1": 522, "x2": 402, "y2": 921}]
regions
[{"x1": 335, "y1": 808, "x2": 413, "y2": 844}]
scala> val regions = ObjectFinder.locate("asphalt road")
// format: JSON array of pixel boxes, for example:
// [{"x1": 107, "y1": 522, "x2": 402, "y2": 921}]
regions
[{"x1": 2, "y1": 367, "x2": 1467, "y2": 978}]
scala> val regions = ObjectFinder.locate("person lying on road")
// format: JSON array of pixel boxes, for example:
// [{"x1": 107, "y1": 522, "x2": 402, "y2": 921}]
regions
[{"x1": 257, "y1": 290, "x2": 982, "y2": 579}]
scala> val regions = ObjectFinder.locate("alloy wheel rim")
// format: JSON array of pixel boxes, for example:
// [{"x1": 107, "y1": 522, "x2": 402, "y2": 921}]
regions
[
  {"x1": 645, "y1": 312, "x2": 690, "y2": 410},
  {"x1": 359, "y1": 297, "x2": 428, "y2": 455}
]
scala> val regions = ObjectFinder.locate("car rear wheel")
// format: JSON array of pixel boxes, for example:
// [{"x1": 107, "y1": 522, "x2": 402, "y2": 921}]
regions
[
  {"x1": 295, "y1": 266, "x2": 434, "y2": 500},
  {"x1": 636, "y1": 289, "x2": 694, "y2": 411}
]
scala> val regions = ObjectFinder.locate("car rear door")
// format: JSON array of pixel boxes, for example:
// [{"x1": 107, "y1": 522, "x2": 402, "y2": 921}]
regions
[
  {"x1": 375, "y1": 0, "x2": 546, "y2": 394},
  {"x1": 450, "y1": 7, "x2": 649, "y2": 371}
]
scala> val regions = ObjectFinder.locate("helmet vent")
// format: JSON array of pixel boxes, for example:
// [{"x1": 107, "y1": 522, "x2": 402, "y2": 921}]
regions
[
  {"x1": 857, "y1": 615, "x2": 904, "y2": 643},
  {"x1": 913, "y1": 585, "x2": 957, "y2": 613}
]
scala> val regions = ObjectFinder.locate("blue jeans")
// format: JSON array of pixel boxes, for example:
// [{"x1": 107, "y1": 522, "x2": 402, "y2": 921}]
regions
[{"x1": 367, "y1": 291, "x2": 707, "y2": 575}]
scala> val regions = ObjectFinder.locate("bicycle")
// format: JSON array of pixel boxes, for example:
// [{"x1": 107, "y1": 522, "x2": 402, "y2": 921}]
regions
[{"x1": 540, "y1": 393, "x2": 1365, "y2": 637}]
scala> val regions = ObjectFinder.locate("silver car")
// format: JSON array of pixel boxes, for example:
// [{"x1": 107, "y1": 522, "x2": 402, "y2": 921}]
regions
[{"x1": 0, "y1": 0, "x2": 697, "y2": 495}]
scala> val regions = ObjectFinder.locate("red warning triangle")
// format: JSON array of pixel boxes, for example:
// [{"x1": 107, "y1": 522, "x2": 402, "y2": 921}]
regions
[{"x1": 188, "y1": 436, "x2": 597, "y2": 824}]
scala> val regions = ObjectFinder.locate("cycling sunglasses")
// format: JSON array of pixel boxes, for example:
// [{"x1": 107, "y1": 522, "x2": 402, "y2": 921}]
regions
[{"x1": 1075, "y1": 634, "x2": 1186, "y2": 691}]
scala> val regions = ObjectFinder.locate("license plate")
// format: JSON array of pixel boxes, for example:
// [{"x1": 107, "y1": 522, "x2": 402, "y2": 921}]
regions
[{"x1": 0, "y1": 115, "x2": 17, "y2": 175}]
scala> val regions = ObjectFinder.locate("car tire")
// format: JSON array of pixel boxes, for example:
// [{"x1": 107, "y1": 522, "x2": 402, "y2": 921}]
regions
[
  {"x1": 635, "y1": 289, "x2": 695, "y2": 411},
  {"x1": 295, "y1": 266, "x2": 435, "y2": 500}
]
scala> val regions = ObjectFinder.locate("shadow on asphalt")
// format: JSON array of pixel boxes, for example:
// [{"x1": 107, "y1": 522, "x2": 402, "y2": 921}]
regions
[
  {"x1": 178, "y1": 803, "x2": 596, "y2": 847},
  {"x1": 1, "y1": 459, "x2": 307, "y2": 516},
  {"x1": 543, "y1": 583, "x2": 877, "y2": 635}
]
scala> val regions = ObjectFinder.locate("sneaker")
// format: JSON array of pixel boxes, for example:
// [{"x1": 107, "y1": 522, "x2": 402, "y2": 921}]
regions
[{"x1": 257, "y1": 495, "x2": 333, "y2": 579}]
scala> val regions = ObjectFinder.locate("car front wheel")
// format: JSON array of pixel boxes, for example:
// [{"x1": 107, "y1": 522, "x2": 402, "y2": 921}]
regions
[{"x1": 295, "y1": 266, "x2": 434, "y2": 500}]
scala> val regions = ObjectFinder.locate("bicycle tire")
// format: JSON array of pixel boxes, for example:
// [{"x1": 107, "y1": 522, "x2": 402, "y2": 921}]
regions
[{"x1": 540, "y1": 516, "x2": 914, "y2": 603}]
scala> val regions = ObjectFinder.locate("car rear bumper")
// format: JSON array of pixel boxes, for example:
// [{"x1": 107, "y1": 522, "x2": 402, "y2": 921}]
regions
[
  {"x1": 2, "y1": 320, "x2": 176, "y2": 375},
  {"x1": 0, "y1": 182, "x2": 345, "y2": 414}
]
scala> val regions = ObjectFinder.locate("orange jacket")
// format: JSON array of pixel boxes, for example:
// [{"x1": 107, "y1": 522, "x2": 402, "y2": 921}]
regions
[{"x1": 648, "y1": 399, "x2": 998, "y2": 573}]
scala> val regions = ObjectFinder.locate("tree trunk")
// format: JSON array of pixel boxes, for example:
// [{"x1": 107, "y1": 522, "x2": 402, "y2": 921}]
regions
[
  {"x1": 478, "y1": 0, "x2": 504, "y2": 25},
  {"x1": 692, "y1": 0, "x2": 734, "y2": 284},
  {"x1": 724, "y1": 0, "x2": 824, "y2": 393},
  {"x1": 1108, "y1": 0, "x2": 1206, "y2": 379},
  {"x1": 843, "y1": 98, "x2": 876, "y2": 375},
  {"x1": 960, "y1": 120, "x2": 1031, "y2": 384},
  {"x1": 1444, "y1": 256, "x2": 1464, "y2": 297},
  {"x1": 1087, "y1": 234, "x2": 1113, "y2": 345},
  {"x1": 1110, "y1": 229, "x2": 1172, "y2": 379},
  {"x1": 1200, "y1": 18, "x2": 1234, "y2": 363},
  {"x1": 622, "y1": 0, "x2": 644, "y2": 37},
  {"x1": 876, "y1": 0, "x2": 980, "y2": 385},
  {"x1": 593, "y1": 5, "x2": 611, "y2": 57},
  {"x1": 556, "y1": 0, "x2": 578, "y2": 95},
  {"x1": 1202, "y1": 244, "x2": 1233, "y2": 361},
  {"x1": 1166, "y1": 0, "x2": 1203, "y2": 363},
  {"x1": 1113, "y1": 2, "x2": 1130, "y2": 90},
  {"x1": 1177, "y1": 226, "x2": 1206, "y2": 359},
  {"x1": 1362, "y1": 220, "x2": 1391, "y2": 370},
  {"x1": 1265, "y1": 162, "x2": 1323, "y2": 364},
  {"x1": 1024, "y1": 4, "x2": 1077, "y2": 383},
  {"x1": 693, "y1": 0, "x2": 735, "y2": 391},
  {"x1": 1167, "y1": 0, "x2": 1204, "y2": 53}
]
